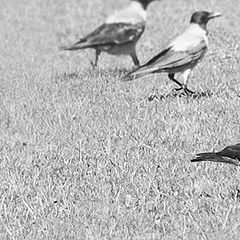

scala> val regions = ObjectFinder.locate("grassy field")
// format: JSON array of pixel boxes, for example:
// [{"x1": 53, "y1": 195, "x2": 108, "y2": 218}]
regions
[{"x1": 1, "y1": 0, "x2": 240, "y2": 239}]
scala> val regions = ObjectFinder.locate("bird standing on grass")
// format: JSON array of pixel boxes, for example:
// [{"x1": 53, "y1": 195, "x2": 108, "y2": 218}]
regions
[
  {"x1": 123, "y1": 11, "x2": 221, "y2": 95},
  {"x1": 191, "y1": 143, "x2": 240, "y2": 166},
  {"x1": 60, "y1": 0, "x2": 160, "y2": 67}
]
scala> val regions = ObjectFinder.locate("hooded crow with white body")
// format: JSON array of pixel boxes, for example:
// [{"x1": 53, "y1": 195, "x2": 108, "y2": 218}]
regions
[
  {"x1": 60, "y1": 0, "x2": 160, "y2": 67},
  {"x1": 123, "y1": 11, "x2": 221, "y2": 95}
]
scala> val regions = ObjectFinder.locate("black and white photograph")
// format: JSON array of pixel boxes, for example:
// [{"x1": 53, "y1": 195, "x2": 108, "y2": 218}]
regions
[{"x1": 0, "y1": 0, "x2": 240, "y2": 239}]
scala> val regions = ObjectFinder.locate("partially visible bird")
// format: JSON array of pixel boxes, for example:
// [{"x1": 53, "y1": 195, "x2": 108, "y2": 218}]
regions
[
  {"x1": 191, "y1": 143, "x2": 240, "y2": 166},
  {"x1": 60, "y1": 0, "x2": 160, "y2": 67},
  {"x1": 123, "y1": 11, "x2": 221, "y2": 95}
]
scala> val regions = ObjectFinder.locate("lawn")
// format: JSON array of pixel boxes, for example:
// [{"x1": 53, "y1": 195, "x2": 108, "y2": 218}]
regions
[{"x1": 1, "y1": 0, "x2": 240, "y2": 239}]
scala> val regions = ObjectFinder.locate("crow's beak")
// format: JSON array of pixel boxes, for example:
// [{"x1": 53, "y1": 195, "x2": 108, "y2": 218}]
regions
[{"x1": 208, "y1": 12, "x2": 222, "y2": 19}]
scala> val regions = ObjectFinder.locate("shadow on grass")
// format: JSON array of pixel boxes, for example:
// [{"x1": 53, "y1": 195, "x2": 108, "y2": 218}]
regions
[
  {"x1": 92, "y1": 66, "x2": 130, "y2": 77},
  {"x1": 53, "y1": 67, "x2": 132, "y2": 83},
  {"x1": 148, "y1": 90, "x2": 214, "y2": 102},
  {"x1": 53, "y1": 72, "x2": 80, "y2": 83}
]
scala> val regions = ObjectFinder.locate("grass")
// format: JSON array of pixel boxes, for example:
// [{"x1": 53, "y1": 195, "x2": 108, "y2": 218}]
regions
[{"x1": 0, "y1": 0, "x2": 240, "y2": 239}]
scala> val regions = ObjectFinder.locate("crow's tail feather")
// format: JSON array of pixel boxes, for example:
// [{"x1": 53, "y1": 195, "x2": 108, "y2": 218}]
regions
[
  {"x1": 122, "y1": 66, "x2": 158, "y2": 81},
  {"x1": 59, "y1": 39, "x2": 89, "y2": 51},
  {"x1": 191, "y1": 152, "x2": 240, "y2": 166}
]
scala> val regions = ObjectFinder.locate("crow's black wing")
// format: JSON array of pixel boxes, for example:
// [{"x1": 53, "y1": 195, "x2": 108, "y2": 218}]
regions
[
  {"x1": 77, "y1": 22, "x2": 145, "y2": 47},
  {"x1": 218, "y1": 144, "x2": 240, "y2": 160}
]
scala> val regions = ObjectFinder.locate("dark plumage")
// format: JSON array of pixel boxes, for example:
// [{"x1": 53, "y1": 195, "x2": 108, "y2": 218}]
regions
[
  {"x1": 60, "y1": 23, "x2": 145, "y2": 67},
  {"x1": 136, "y1": 0, "x2": 158, "y2": 9},
  {"x1": 190, "y1": 11, "x2": 221, "y2": 30},
  {"x1": 191, "y1": 144, "x2": 240, "y2": 166}
]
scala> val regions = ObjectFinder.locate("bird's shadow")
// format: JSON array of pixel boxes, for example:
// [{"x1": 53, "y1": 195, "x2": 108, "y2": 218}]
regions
[
  {"x1": 53, "y1": 72, "x2": 80, "y2": 83},
  {"x1": 148, "y1": 90, "x2": 214, "y2": 102},
  {"x1": 93, "y1": 66, "x2": 129, "y2": 77},
  {"x1": 51, "y1": 66, "x2": 135, "y2": 84}
]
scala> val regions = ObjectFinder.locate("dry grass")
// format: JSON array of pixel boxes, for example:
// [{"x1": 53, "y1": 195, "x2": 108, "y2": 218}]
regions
[{"x1": 1, "y1": 0, "x2": 240, "y2": 239}]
